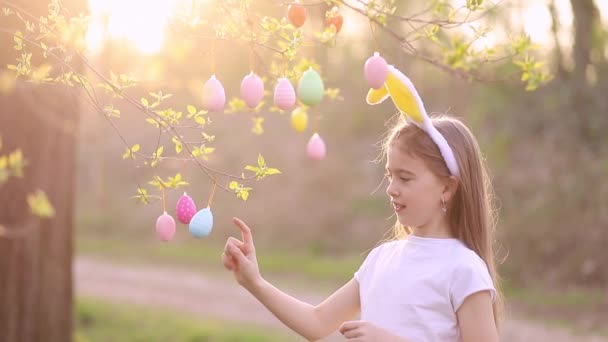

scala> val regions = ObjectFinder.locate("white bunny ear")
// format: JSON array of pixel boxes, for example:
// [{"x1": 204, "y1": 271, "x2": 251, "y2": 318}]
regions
[
  {"x1": 366, "y1": 84, "x2": 390, "y2": 105},
  {"x1": 384, "y1": 65, "x2": 428, "y2": 125}
]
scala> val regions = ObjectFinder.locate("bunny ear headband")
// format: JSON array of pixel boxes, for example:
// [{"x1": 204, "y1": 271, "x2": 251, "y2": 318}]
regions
[{"x1": 365, "y1": 64, "x2": 460, "y2": 177}]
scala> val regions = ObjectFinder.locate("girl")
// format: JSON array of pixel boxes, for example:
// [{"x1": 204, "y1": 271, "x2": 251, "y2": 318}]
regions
[{"x1": 221, "y1": 67, "x2": 502, "y2": 342}]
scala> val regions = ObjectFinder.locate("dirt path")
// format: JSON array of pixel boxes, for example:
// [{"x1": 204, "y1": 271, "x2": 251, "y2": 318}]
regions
[{"x1": 74, "y1": 257, "x2": 607, "y2": 342}]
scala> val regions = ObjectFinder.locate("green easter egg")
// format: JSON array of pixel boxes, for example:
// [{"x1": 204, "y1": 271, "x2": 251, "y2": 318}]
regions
[{"x1": 297, "y1": 67, "x2": 324, "y2": 106}]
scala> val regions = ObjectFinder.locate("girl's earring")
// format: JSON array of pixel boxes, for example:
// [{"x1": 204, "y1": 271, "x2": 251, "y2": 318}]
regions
[{"x1": 441, "y1": 198, "x2": 447, "y2": 213}]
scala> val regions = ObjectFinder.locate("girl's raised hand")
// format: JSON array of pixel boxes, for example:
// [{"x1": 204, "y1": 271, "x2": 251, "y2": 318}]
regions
[{"x1": 222, "y1": 217, "x2": 261, "y2": 289}]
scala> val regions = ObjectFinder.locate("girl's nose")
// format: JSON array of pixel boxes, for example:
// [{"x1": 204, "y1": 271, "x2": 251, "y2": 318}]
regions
[{"x1": 386, "y1": 182, "x2": 399, "y2": 197}]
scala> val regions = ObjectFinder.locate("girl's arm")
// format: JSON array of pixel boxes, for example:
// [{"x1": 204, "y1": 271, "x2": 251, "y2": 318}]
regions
[
  {"x1": 248, "y1": 277, "x2": 360, "y2": 341},
  {"x1": 456, "y1": 291, "x2": 499, "y2": 342},
  {"x1": 224, "y1": 217, "x2": 360, "y2": 341}
]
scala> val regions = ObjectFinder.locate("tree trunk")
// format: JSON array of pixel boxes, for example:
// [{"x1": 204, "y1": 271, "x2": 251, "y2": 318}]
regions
[
  {"x1": 569, "y1": 0, "x2": 601, "y2": 144},
  {"x1": 0, "y1": 1, "x2": 84, "y2": 341}
]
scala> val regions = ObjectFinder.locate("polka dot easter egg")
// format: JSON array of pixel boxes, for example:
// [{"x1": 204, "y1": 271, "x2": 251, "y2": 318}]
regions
[
  {"x1": 155, "y1": 211, "x2": 176, "y2": 242},
  {"x1": 189, "y1": 207, "x2": 213, "y2": 238},
  {"x1": 175, "y1": 192, "x2": 197, "y2": 224}
]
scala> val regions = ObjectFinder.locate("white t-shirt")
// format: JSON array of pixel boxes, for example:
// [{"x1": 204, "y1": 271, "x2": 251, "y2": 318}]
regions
[{"x1": 354, "y1": 235, "x2": 496, "y2": 342}]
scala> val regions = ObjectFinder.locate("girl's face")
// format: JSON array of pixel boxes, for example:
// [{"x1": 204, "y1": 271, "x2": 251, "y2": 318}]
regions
[{"x1": 385, "y1": 144, "x2": 447, "y2": 230}]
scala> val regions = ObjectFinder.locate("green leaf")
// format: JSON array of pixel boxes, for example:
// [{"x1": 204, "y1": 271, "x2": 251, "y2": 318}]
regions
[
  {"x1": 325, "y1": 88, "x2": 341, "y2": 100},
  {"x1": 190, "y1": 146, "x2": 201, "y2": 157},
  {"x1": 122, "y1": 144, "x2": 140, "y2": 160},
  {"x1": 167, "y1": 173, "x2": 188, "y2": 188},
  {"x1": 227, "y1": 98, "x2": 246, "y2": 113},
  {"x1": 195, "y1": 116, "x2": 206, "y2": 125},
  {"x1": 201, "y1": 132, "x2": 215, "y2": 142},
  {"x1": 28, "y1": 190, "x2": 55, "y2": 218},
  {"x1": 265, "y1": 168, "x2": 281, "y2": 175},
  {"x1": 252, "y1": 117, "x2": 264, "y2": 135},
  {"x1": 245, "y1": 165, "x2": 260, "y2": 173},
  {"x1": 146, "y1": 118, "x2": 160, "y2": 128},
  {"x1": 229, "y1": 181, "x2": 238, "y2": 190},
  {"x1": 151, "y1": 146, "x2": 164, "y2": 167},
  {"x1": 187, "y1": 105, "x2": 197, "y2": 116},
  {"x1": 8, "y1": 149, "x2": 25, "y2": 177},
  {"x1": 238, "y1": 189, "x2": 250, "y2": 201},
  {"x1": 132, "y1": 187, "x2": 151, "y2": 204},
  {"x1": 172, "y1": 137, "x2": 183, "y2": 154},
  {"x1": 257, "y1": 154, "x2": 265, "y2": 168},
  {"x1": 141, "y1": 97, "x2": 149, "y2": 106}
]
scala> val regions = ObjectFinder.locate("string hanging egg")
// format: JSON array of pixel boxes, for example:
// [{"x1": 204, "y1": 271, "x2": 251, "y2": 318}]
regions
[
  {"x1": 297, "y1": 67, "x2": 324, "y2": 106},
  {"x1": 175, "y1": 192, "x2": 197, "y2": 224},
  {"x1": 364, "y1": 52, "x2": 389, "y2": 89},
  {"x1": 155, "y1": 211, "x2": 176, "y2": 241},
  {"x1": 189, "y1": 207, "x2": 213, "y2": 238},
  {"x1": 273, "y1": 78, "x2": 296, "y2": 110},
  {"x1": 240, "y1": 72, "x2": 264, "y2": 109},
  {"x1": 307, "y1": 133, "x2": 326, "y2": 160},
  {"x1": 202, "y1": 75, "x2": 225, "y2": 112}
]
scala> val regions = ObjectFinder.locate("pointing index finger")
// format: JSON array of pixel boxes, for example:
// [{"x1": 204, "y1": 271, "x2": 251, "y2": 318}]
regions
[{"x1": 232, "y1": 217, "x2": 253, "y2": 245}]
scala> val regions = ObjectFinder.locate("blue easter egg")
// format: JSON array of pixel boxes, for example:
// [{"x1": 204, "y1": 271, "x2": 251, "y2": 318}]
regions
[{"x1": 189, "y1": 207, "x2": 213, "y2": 238}]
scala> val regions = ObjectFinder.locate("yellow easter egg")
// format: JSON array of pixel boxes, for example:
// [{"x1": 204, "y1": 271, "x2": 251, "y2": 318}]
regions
[{"x1": 291, "y1": 107, "x2": 308, "y2": 133}]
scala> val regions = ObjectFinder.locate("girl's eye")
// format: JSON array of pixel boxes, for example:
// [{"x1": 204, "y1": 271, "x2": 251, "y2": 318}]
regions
[{"x1": 401, "y1": 178, "x2": 411, "y2": 182}]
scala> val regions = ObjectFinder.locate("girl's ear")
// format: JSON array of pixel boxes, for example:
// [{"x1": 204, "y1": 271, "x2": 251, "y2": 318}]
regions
[{"x1": 442, "y1": 175, "x2": 459, "y2": 202}]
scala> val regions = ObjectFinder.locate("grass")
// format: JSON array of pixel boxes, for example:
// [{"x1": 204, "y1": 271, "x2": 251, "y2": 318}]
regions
[{"x1": 74, "y1": 297, "x2": 291, "y2": 342}]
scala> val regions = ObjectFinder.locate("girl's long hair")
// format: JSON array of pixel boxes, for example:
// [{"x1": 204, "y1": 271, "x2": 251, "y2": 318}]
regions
[{"x1": 381, "y1": 114, "x2": 504, "y2": 328}]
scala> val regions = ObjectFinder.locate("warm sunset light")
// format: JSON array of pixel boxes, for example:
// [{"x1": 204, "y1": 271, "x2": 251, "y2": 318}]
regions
[{"x1": 85, "y1": 0, "x2": 191, "y2": 55}]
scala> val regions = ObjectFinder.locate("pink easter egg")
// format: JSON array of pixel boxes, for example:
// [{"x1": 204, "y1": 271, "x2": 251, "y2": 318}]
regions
[
  {"x1": 307, "y1": 133, "x2": 326, "y2": 160},
  {"x1": 364, "y1": 52, "x2": 388, "y2": 89},
  {"x1": 273, "y1": 77, "x2": 296, "y2": 110},
  {"x1": 202, "y1": 75, "x2": 226, "y2": 112},
  {"x1": 155, "y1": 212, "x2": 176, "y2": 241},
  {"x1": 240, "y1": 72, "x2": 264, "y2": 108},
  {"x1": 175, "y1": 192, "x2": 197, "y2": 224}
]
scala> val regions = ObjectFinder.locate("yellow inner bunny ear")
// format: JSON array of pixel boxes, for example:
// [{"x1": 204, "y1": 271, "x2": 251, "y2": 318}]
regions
[
  {"x1": 366, "y1": 84, "x2": 389, "y2": 105},
  {"x1": 384, "y1": 71, "x2": 425, "y2": 124}
]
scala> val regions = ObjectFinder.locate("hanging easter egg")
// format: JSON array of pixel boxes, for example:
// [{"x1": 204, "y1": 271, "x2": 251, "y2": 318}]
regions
[
  {"x1": 175, "y1": 192, "x2": 197, "y2": 224},
  {"x1": 307, "y1": 133, "x2": 326, "y2": 160},
  {"x1": 325, "y1": 7, "x2": 343, "y2": 33},
  {"x1": 291, "y1": 107, "x2": 308, "y2": 133},
  {"x1": 155, "y1": 211, "x2": 176, "y2": 241},
  {"x1": 202, "y1": 75, "x2": 225, "y2": 112},
  {"x1": 287, "y1": 2, "x2": 306, "y2": 28},
  {"x1": 240, "y1": 72, "x2": 264, "y2": 109},
  {"x1": 273, "y1": 78, "x2": 296, "y2": 110},
  {"x1": 189, "y1": 206, "x2": 213, "y2": 238},
  {"x1": 364, "y1": 52, "x2": 389, "y2": 89},
  {"x1": 297, "y1": 67, "x2": 324, "y2": 106}
]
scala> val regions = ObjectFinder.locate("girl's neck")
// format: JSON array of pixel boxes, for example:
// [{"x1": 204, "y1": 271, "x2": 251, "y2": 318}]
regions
[{"x1": 410, "y1": 215, "x2": 454, "y2": 239}]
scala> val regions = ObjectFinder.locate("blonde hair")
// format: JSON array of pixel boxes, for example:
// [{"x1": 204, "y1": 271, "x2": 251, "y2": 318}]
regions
[{"x1": 381, "y1": 114, "x2": 504, "y2": 328}]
